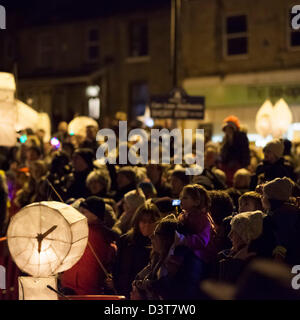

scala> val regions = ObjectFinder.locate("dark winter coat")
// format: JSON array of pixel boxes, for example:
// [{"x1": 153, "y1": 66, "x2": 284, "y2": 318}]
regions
[
  {"x1": 220, "y1": 131, "x2": 250, "y2": 168},
  {"x1": 135, "y1": 246, "x2": 205, "y2": 300},
  {"x1": 267, "y1": 203, "x2": 300, "y2": 265},
  {"x1": 250, "y1": 158, "x2": 295, "y2": 189},
  {"x1": 113, "y1": 182, "x2": 137, "y2": 204},
  {"x1": 113, "y1": 230, "x2": 151, "y2": 298},
  {"x1": 66, "y1": 169, "x2": 92, "y2": 200}
]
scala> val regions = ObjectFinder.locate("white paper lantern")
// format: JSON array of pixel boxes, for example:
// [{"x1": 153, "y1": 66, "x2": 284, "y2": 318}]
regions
[
  {"x1": 7, "y1": 201, "x2": 89, "y2": 278},
  {"x1": 15, "y1": 99, "x2": 39, "y2": 132},
  {"x1": 0, "y1": 100, "x2": 17, "y2": 147},
  {"x1": 255, "y1": 100, "x2": 273, "y2": 138},
  {"x1": 0, "y1": 72, "x2": 16, "y2": 103},
  {"x1": 18, "y1": 276, "x2": 58, "y2": 300},
  {"x1": 272, "y1": 98, "x2": 293, "y2": 138},
  {"x1": 68, "y1": 116, "x2": 99, "y2": 137},
  {"x1": 37, "y1": 112, "x2": 52, "y2": 142}
]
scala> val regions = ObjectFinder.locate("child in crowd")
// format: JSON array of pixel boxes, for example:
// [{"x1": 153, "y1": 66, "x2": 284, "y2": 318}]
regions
[{"x1": 175, "y1": 184, "x2": 217, "y2": 277}]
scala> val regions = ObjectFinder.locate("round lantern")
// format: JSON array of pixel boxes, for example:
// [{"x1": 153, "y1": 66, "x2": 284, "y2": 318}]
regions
[
  {"x1": 68, "y1": 116, "x2": 99, "y2": 137},
  {"x1": 255, "y1": 100, "x2": 273, "y2": 138},
  {"x1": 7, "y1": 201, "x2": 89, "y2": 278}
]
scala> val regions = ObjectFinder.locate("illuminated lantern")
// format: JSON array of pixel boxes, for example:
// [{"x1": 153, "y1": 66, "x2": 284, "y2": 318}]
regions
[
  {"x1": 68, "y1": 116, "x2": 99, "y2": 137},
  {"x1": 0, "y1": 72, "x2": 17, "y2": 146},
  {"x1": 15, "y1": 99, "x2": 39, "y2": 132},
  {"x1": 7, "y1": 201, "x2": 89, "y2": 299},
  {"x1": 18, "y1": 277, "x2": 58, "y2": 300},
  {"x1": 37, "y1": 112, "x2": 51, "y2": 142},
  {"x1": 255, "y1": 100, "x2": 273, "y2": 138},
  {"x1": 0, "y1": 72, "x2": 15, "y2": 102},
  {"x1": 271, "y1": 99, "x2": 293, "y2": 138}
]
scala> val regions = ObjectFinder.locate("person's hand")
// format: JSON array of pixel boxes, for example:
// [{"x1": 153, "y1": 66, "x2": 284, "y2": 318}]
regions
[
  {"x1": 174, "y1": 231, "x2": 186, "y2": 246},
  {"x1": 296, "y1": 197, "x2": 300, "y2": 208},
  {"x1": 233, "y1": 246, "x2": 256, "y2": 261},
  {"x1": 105, "y1": 277, "x2": 114, "y2": 290},
  {"x1": 178, "y1": 211, "x2": 187, "y2": 223},
  {"x1": 130, "y1": 285, "x2": 142, "y2": 300},
  {"x1": 255, "y1": 184, "x2": 264, "y2": 195},
  {"x1": 273, "y1": 253, "x2": 285, "y2": 263}
]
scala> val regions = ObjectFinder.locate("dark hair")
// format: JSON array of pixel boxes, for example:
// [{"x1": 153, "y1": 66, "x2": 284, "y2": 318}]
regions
[
  {"x1": 239, "y1": 191, "x2": 263, "y2": 211},
  {"x1": 50, "y1": 151, "x2": 70, "y2": 174},
  {"x1": 27, "y1": 146, "x2": 42, "y2": 157},
  {"x1": 171, "y1": 169, "x2": 191, "y2": 186},
  {"x1": 118, "y1": 166, "x2": 137, "y2": 185},
  {"x1": 132, "y1": 200, "x2": 161, "y2": 235},
  {"x1": 209, "y1": 190, "x2": 234, "y2": 225}
]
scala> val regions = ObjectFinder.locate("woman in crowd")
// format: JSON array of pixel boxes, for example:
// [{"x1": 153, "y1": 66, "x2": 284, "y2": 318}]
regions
[
  {"x1": 86, "y1": 168, "x2": 112, "y2": 199},
  {"x1": 220, "y1": 116, "x2": 250, "y2": 186},
  {"x1": 113, "y1": 200, "x2": 161, "y2": 298},
  {"x1": 114, "y1": 188, "x2": 146, "y2": 234},
  {"x1": 217, "y1": 210, "x2": 264, "y2": 283},
  {"x1": 131, "y1": 214, "x2": 204, "y2": 300}
]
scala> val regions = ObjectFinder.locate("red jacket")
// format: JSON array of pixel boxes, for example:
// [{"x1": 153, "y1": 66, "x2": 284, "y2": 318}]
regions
[{"x1": 61, "y1": 222, "x2": 116, "y2": 295}]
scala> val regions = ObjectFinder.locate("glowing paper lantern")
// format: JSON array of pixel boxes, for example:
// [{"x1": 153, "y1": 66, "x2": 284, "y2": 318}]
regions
[
  {"x1": 15, "y1": 99, "x2": 39, "y2": 132},
  {"x1": 68, "y1": 116, "x2": 99, "y2": 137},
  {"x1": 37, "y1": 112, "x2": 51, "y2": 142},
  {"x1": 18, "y1": 277, "x2": 58, "y2": 300},
  {"x1": 7, "y1": 201, "x2": 89, "y2": 277},
  {"x1": 271, "y1": 98, "x2": 293, "y2": 138},
  {"x1": 0, "y1": 72, "x2": 15, "y2": 103},
  {"x1": 255, "y1": 100, "x2": 273, "y2": 138},
  {"x1": 0, "y1": 100, "x2": 17, "y2": 146}
]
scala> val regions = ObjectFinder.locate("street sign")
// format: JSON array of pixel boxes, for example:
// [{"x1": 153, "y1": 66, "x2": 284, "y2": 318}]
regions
[{"x1": 150, "y1": 87, "x2": 205, "y2": 119}]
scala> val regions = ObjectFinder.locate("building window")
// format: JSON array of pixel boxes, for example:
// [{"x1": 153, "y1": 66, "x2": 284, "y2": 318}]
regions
[
  {"x1": 224, "y1": 14, "x2": 248, "y2": 57},
  {"x1": 130, "y1": 82, "x2": 149, "y2": 119},
  {"x1": 289, "y1": 7, "x2": 300, "y2": 48},
  {"x1": 86, "y1": 28, "x2": 100, "y2": 62},
  {"x1": 38, "y1": 34, "x2": 54, "y2": 68},
  {"x1": 129, "y1": 21, "x2": 148, "y2": 57}
]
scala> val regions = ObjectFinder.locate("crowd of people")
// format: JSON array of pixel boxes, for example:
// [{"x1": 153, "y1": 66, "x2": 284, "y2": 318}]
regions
[{"x1": 1, "y1": 114, "x2": 300, "y2": 300}]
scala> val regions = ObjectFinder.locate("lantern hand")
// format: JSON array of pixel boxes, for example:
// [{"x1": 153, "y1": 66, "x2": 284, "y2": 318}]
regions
[{"x1": 36, "y1": 225, "x2": 58, "y2": 253}]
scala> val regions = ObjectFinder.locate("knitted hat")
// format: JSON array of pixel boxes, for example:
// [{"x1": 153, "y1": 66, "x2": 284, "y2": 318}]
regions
[
  {"x1": 229, "y1": 210, "x2": 264, "y2": 245},
  {"x1": 80, "y1": 196, "x2": 106, "y2": 221},
  {"x1": 124, "y1": 189, "x2": 146, "y2": 212},
  {"x1": 263, "y1": 139, "x2": 284, "y2": 159},
  {"x1": 263, "y1": 177, "x2": 294, "y2": 201},
  {"x1": 222, "y1": 115, "x2": 240, "y2": 131}
]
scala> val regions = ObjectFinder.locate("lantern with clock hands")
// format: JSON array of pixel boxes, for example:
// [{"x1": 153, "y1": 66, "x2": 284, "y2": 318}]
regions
[{"x1": 6, "y1": 201, "x2": 89, "y2": 300}]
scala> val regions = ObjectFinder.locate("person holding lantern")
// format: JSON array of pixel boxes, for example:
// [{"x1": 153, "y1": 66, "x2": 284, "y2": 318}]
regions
[{"x1": 60, "y1": 196, "x2": 119, "y2": 295}]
